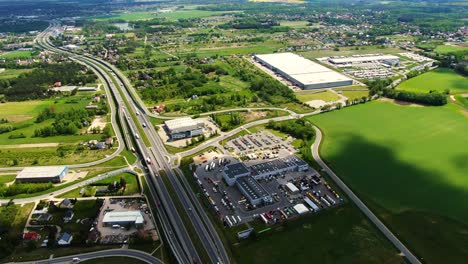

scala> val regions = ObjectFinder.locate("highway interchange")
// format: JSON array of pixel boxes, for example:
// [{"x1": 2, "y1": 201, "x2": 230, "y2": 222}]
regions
[{"x1": 3, "y1": 23, "x2": 421, "y2": 264}]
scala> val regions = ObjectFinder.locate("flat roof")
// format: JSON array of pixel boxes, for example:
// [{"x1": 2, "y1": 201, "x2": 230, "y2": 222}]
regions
[
  {"x1": 250, "y1": 155, "x2": 307, "y2": 176},
  {"x1": 293, "y1": 203, "x2": 309, "y2": 214},
  {"x1": 285, "y1": 182, "x2": 299, "y2": 193},
  {"x1": 102, "y1": 211, "x2": 144, "y2": 224},
  {"x1": 165, "y1": 117, "x2": 202, "y2": 133},
  {"x1": 329, "y1": 54, "x2": 400, "y2": 64},
  {"x1": 16, "y1": 166, "x2": 68, "y2": 179},
  {"x1": 237, "y1": 176, "x2": 270, "y2": 201},
  {"x1": 254, "y1": 53, "x2": 353, "y2": 86},
  {"x1": 224, "y1": 163, "x2": 250, "y2": 179}
]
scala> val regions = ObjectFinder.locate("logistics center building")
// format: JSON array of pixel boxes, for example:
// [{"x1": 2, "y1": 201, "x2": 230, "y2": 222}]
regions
[
  {"x1": 254, "y1": 53, "x2": 354, "y2": 89},
  {"x1": 164, "y1": 117, "x2": 205, "y2": 140},
  {"x1": 15, "y1": 166, "x2": 68, "y2": 183},
  {"x1": 328, "y1": 54, "x2": 400, "y2": 66},
  {"x1": 102, "y1": 211, "x2": 144, "y2": 227}
]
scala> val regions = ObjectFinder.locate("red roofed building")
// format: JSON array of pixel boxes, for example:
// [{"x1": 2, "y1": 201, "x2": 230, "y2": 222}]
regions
[
  {"x1": 54, "y1": 81, "x2": 62, "y2": 87},
  {"x1": 23, "y1": 232, "x2": 40, "y2": 240}
]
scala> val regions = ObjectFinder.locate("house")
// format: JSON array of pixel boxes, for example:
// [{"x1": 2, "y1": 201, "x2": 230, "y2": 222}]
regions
[
  {"x1": 85, "y1": 103, "x2": 98, "y2": 109},
  {"x1": 54, "y1": 81, "x2": 62, "y2": 87},
  {"x1": 93, "y1": 96, "x2": 100, "y2": 103},
  {"x1": 60, "y1": 198, "x2": 73, "y2": 209},
  {"x1": 58, "y1": 232, "x2": 73, "y2": 246},
  {"x1": 105, "y1": 137, "x2": 114, "y2": 145},
  {"x1": 88, "y1": 140, "x2": 98, "y2": 146},
  {"x1": 23, "y1": 232, "x2": 40, "y2": 241},
  {"x1": 36, "y1": 213, "x2": 53, "y2": 222},
  {"x1": 63, "y1": 210, "x2": 74, "y2": 223}
]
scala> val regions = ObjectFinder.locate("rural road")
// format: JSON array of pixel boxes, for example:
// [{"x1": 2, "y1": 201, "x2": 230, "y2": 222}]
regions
[
  {"x1": 11, "y1": 248, "x2": 163, "y2": 264},
  {"x1": 311, "y1": 126, "x2": 422, "y2": 264}
]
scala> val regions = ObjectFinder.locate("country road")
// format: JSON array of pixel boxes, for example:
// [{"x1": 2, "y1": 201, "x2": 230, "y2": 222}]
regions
[{"x1": 311, "y1": 126, "x2": 422, "y2": 264}]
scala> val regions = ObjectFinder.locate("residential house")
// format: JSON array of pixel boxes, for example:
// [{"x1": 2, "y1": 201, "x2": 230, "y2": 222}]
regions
[
  {"x1": 58, "y1": 232, "x2": 73, "y2": 246},
  {"x1": 63, "y1": 210, "x2": 74, "y2": 223}
]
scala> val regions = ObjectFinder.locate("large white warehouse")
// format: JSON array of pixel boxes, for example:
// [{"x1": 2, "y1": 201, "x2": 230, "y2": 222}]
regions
[{"x1": 254, "y1": 53, "x2": 354, "y2": 89}]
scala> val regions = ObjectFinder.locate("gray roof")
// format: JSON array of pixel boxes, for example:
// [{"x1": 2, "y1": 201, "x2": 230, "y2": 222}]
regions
[
  {"x1": 250, "y1": 155, "x2": 307, "y2": 176},
  {"x1": 224, "y1": 163, "x2": 250, "y2": 179},
  {"x1": 236, "y1": 176, "x2": 270, "y2": 201}
]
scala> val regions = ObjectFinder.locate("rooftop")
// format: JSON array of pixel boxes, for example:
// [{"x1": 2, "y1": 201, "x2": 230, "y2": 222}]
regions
[
  {"x1": 250, "y1": 155, "x2": 308, "y2": 176},
  {"x1": 236, "y1": 176, "x2": 270, "y2": 201},
  {"x1": 165, "y1": 117, "x2": 203, "y2": 133},
  {"x1": 102, "y1": 210, "x2": 144, "y2": 224},
  {"x1": 16, "y1": 166, "x2": 68, "y2": 179},
  {"x1": 224, "y1": 162, "x2": 250, "y2": 179},
  {"x1": 329, "y1": 54, "x2": 400, "y2": 64},
  {"x1": 254, "y1": 53, "x2": 353, "y2": 86}
]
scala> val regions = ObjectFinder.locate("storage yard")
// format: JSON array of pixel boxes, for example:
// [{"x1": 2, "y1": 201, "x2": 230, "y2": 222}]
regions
[{"x1": 188, "y1": 130, "x2": 343, "y2": 228}]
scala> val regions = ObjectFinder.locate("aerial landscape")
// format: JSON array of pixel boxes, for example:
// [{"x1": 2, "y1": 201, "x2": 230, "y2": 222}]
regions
[{"x1": 0, "y1": 0, "x2": 466, "y2": 263}]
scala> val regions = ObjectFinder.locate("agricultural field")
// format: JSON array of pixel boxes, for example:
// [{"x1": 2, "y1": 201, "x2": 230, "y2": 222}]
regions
[
  {"x1": 396, "y1": 68, "x2": 468, "y2": 94},
  {"x1": 306, "y1": 101, "x2": 468, "y2": 263},
  {"x1": 434, "y1": 44, "x2": 468, "y2": 54},
  {"x1": 233, "y1": 204, "x2": 403, "y2": 264}
]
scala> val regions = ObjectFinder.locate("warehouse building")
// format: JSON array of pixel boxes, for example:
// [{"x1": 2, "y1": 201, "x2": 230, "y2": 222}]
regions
[
  {"x1": 254, "y1": 53, "x2": 354, "y2": 89},
  {"x1": 236, "y1": 176, "x2": 273, "y2": 206},
  {"x1": 16, "y1": 166, "x2": 68, "y2": 183},
  {"x1": 102, "y1": 211, "x2": 144, "y2": 227},
  {"x1": 223, "y1": 162, "x2": 251, "y2": 186},
  {"x1": 164, "y1": 117, "x2": 204, "y2": 140},
  {"x1": 223, "y1": 155, "x2": 309, "y2": 186},
  {"x1": 328, "y1": 54, "x2": 400, "y2": 66}
]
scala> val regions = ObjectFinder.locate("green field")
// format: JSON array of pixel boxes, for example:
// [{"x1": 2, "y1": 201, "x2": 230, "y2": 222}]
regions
[
  {"x1": 158, "y1": 10, "x2": 232, "y2": 20},
  {"x1": 397, "y1": 68, "x2": 468, "y2": 94},
  {"x1": 0, "y1": 69, "x2": 33, "y2": 80},
  {"x1": 296, "y1": 90, "x2": 341, "y2": 103},
  {"x1": 339, "y1": 90, "x2": 370, "y2": 101},
  {"x1": 0, "y1": 50, "x2": 34, "y2": 59},
  {"x1": 234, "y1": 204, "x2": 403, "y2": 264},
  {"x1": 307, "y1": 101, "x2": 468, "y2": 263},
  {"x1": 434, "y1": 45, "x2": 468, "y2": 54}
]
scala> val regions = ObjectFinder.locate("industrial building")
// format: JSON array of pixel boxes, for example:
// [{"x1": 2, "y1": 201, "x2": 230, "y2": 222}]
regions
[
  {"x1": 254, "y1": 53, "x2": 354, "y2": 89},
  {"x1": 223, "y1": 155, "x2": 309, "y2": 186},
  {"x1": 236, "y1": 176, "x2": 273, "y2": 206},
  {"x1": 15, "y1": 166, "x2": 68, "y2": 183},
  {"x1": 328, "y1": 54, "x2": 400, "y2": 66},
  {"x1": 164, "y1": 117, "x2": 204, "y2": 140},
  {"x1": 102, "y1": 211, "x2": 144, "y2": 227}
]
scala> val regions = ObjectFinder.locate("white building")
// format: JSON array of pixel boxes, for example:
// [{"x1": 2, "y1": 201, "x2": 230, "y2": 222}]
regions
[
  {"x1": 16, "y1": 166, "x2": 68, "y2": 183},
  {"x1": 164, "y1": 117, "x2": 204, "y2": 140},
  {"x1": 103, "y1": 211, "x2": 144, "y2": 227},
  {"x1": 328, "y1": 54, "x2": 400, "y2": 66},
  {"x1": 254, "y1": 53, "x2": 354, "y2": 89},
  {"x1": 285, "y1": 182, "x2": 299, "y2": 193},
  {"x1": 293, "y1": 203, "x2": 309, "y2": 215}
]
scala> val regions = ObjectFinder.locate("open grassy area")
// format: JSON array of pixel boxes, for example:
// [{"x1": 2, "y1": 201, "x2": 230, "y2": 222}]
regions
[
  {"x1": 306, "y1": 101, "x2": 468, "y2": 263},
  {"x1": 158, "y1": 10, "x2": 233, "y2": 20},
  {"x1": 0, "y1": 174, "x2": 16, "y2": 184},
  {"x1": 434, "y1": 44, "x2": 468, "y2": 54},
  {"x1": 0, "y1": 69, "x2": 33, "y2": 80},
  {"x1": 0, "y1": 50, "x2": 34, "y2": 59},
  {"x1": 339, "y1": 90, "x2": 370, "y2": 101},
  {"x1": 296, "y1": 90, "x2": 341, "y2": 103},
  {"x1": 397, "y1": 68, "x2": 468, "y2": 94}
]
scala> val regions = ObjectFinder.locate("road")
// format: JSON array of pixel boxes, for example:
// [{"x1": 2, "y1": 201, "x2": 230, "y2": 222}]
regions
[
  {"x1": 18, "y1": 249, "x2": 163, "y2": 264},
  {"x1": 311, "y1": 126, "x2": 422, "y2": 264}
]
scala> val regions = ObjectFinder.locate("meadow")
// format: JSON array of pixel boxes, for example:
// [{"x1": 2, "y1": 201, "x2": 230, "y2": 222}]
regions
[
  {"x1": 434, "y1": 44, "x2": 467, "y2": 54},
  {"x1": 0, "y1": 50, "x2": 34, "y2": 59},
  {"x1": 295, "y1": 90, "x2": 341, "y2": 103},
  {"x1": 397, "y1": 68, "x2": 468, "y2": 94},
  {"x1": 306, "y1": 101, "x2": 468, "y2": 263},
  {"x1": 0, "y1": 69, "x2": 33, "y2": 80}
]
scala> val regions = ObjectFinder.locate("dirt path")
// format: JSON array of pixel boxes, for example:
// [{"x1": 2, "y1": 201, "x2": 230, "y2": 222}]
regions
[{"x1": 0, "y1": 143, "x2": 59, "y2": 149}]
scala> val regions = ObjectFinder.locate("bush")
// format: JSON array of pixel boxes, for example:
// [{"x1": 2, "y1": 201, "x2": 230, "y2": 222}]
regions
[{"x1": 382, "y1": 88, "x2": 447, "y2": 106}]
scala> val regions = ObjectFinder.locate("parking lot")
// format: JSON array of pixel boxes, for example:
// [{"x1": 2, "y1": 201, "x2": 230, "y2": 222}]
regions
[{"x1": 190, "y1": 132, "x2": 344, "y2": 228}]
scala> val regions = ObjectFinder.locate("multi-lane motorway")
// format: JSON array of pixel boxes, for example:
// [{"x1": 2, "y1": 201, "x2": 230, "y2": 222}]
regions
[
  {"x1": 24, "y1": 22, "x2": 422, "y2": 264},
  {"x1": 36, "y1": 23, "x2": 229, "y2": 264}
]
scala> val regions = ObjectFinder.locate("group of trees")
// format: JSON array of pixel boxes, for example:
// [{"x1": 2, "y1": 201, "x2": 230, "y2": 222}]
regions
[
  {"x1": 211, "y1": 112, "x2": 245, "y2": 131},
  {"x1": 382, "y1": 88, "x2": 447, "y2": 106},
  {"x1": 266, "y1": 119, "x2": 315, "y2": 141},
  {"x1": 0, "y1": 63, "x2": 97, "y2": 101},
  {"x1": 0, "y1": 182, "x2": 53, "y2": 197},
  {"x1": 34, "y1": 108, "x2": 92, "y2": 137}
]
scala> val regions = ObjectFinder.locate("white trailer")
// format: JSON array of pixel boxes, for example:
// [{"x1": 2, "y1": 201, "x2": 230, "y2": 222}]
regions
[
  {"x1": 320, "y1": 197, "x2": 331, "y2": 207},
  {"x1": 231, "y1": 215, "x2": 237, "y2": 225},
  {"x1": 225, "y1": 216, "x2": 233, "y2": 227},
  {"x1": 304, "y1": 197, "x2": 320, "y2": 211},
  {"x1": 260, "y1": 214, "x2": 268, "y2": 224}
]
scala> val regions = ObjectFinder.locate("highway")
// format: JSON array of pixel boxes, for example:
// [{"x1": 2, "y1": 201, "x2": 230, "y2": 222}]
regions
[
  {"x1": 36, "y1": 23, "x2": 229, "y2": 264},
  {"x1": 24, "y1": 249, "x2": 162, "y2": 264},
  {"x1": 311, "y1": 126, "x2": 422, "y2": 264}
]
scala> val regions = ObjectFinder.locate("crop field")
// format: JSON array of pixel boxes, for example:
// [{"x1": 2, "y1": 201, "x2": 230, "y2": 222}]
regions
[
  {"x1": 434, "y1": 44, "x2": 468, "y2": 54},
  {"x1": 0, "y1": 69, "x2": 33, "y2": 80},
  {"x1": 306, "y1": 101, "x2": 468, "y2": 263},
  {"x1": 397, "y1": 68, "x2": 468, "y2": 94},
  {"x1": 295, "y1": 90, "x2": 341, "y2": 103},
  {"x1": 233, "y1": 203, "x2": 402, "y2": 263}
]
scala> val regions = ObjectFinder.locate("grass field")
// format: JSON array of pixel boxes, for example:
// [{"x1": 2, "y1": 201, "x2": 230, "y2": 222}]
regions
[
  {"x1": 0, "y1": 69, "x2": 33, "y2": 80},
  {"x1": 397, "y1": 68, "x2": 468, "y2": 94},
  {"x1": 434, "y1": 45, "x2": 468, "y2": 54},
  {"x1": 0, "y1": 50, "x2": 34, "y2": 59},
  {"x1": 340, "y1": 90, "x2": 369, "y2": 101},
  {"x1": 296, "y1": 90, "x2": 341, "y2": 103},
  {"x1": 0, "y1": 174, "x2": 16, "y2": 184},
  {"x1": 306, "y1": 101, "x2": 468, "y2": 263},
  {"x1": 158, "y1": 10, "x2": 232, "y2": 20}
]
